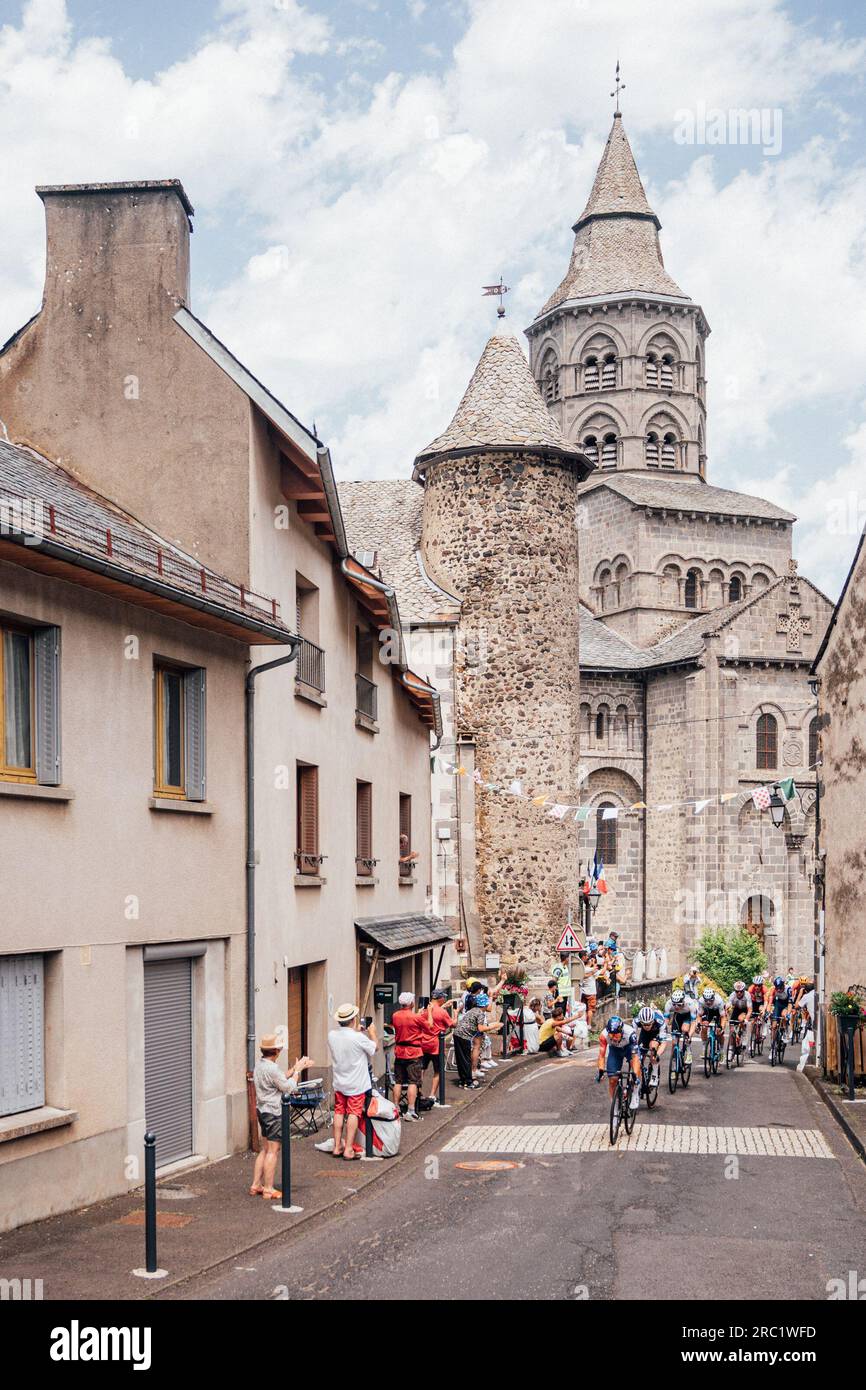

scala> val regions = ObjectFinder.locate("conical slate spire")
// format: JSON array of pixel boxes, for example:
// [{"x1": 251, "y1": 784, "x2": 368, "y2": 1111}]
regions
[
  {"x1": 537, "y1": 114, "x2": 686, "y2": 315},
  {"x1": 414, "y1": 333, "x2": 585, "y2": 469}
]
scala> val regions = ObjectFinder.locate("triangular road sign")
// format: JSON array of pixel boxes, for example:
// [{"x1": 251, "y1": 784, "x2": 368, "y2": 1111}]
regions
[{"x1": 556, "y1": 925, "x2": 582, "y2": 952}]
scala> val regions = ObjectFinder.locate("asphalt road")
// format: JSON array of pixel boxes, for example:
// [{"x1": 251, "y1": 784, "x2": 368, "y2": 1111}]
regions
[{"x1": 169, "y1": 1044, "x2": 866, "y2": 1301}]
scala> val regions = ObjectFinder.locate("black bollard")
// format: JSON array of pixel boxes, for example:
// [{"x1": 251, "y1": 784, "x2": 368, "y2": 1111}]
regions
[
  {"x1": 280, "y1": 1091, "x2": 292, "y2": 1206},
  {"x1": 438, "y1": 1031, "x2": 447, "y2": 1104},
  {"x1": 144, "y1": 1131, "x2": 158, "y2": 1275},
  {"x1": 365, "y1": 1091, "x2": 374, "y2": 1158}
]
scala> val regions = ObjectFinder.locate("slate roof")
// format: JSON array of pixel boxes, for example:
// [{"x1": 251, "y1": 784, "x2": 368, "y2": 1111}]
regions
[
  {"x1": 355, "y1": 912, "x2": 453, "y2": 959},
  {"x1": 579, "y1": 605, "x2": 646, "y2": 669},
  {"x1": 582, "y1": 471, "x2": 796, "y2": 524},
  {"x1": 0, "y1": 439, "x2": 291, "y2": 640},
  {"x1": 338, "y1": 478, "x2": 461, "y2": 624},
  {"x1": 414, "y1": 333, "x2": 586, "y2": 467},
  {"x1": 538, "y1": 114, "x2": 687, "y2": 316}
]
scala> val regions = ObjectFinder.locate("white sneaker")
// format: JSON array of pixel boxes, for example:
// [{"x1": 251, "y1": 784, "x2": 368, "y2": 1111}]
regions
[
  {"x1": 480, "y1": 1060, "x2": 495, "y2": 1069},
  {"x1": 472, "y1": 1070, "x2": 485, "y2": 1079},
  {"x1": 557, "y1": 1048, "x2": 571, "y2": 1058},
  {"x1": 403, "y1": 1109, "x2": 419, "y2": 1122},
  {"x1": 314, "y1": 1138, "x2": 335, "y2": 1152},
  {"x1": 485, "y1": 1058, "x2": 499, "y2": 1067},
  {"x1": 630, "y1": 1094, "x2": 640, "y2": 1111}
]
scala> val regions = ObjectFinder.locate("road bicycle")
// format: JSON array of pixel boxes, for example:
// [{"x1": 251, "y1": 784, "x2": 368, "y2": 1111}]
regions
[
  {"x1": 790, "y1": 1007, "x2": 803, "y2": 1044},
  {"x1": 726, "y1": 1019, "x2": 747, "y2": 1069},
  {"x1": 606, "y1": 1064, "x2": 640, "y2": 1144},
  {"x1": 769, "y1": 1015, "x2": 789, "y2": 1067},
  {"x1": 749, "y1": 1012, "x2": 765, "y2": 1058},
  {"x1": 639, "y1": 1044, "x2": 660, "y2": 1109},
  {"x1": 668, "y1": 1029, "x2": 693, "y2": 1092},
  {"x1": 703, "y1": 1020, "x2": 722, "y2": 1077}
]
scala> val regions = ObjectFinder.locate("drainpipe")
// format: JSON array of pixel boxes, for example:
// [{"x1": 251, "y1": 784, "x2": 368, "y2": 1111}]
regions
[
  {"x1": 641, "y1": 676, "x2": 648, "y2": 951},
  {"x1": 246, "y1": 642, "x2": 301, "y2": 1078}
]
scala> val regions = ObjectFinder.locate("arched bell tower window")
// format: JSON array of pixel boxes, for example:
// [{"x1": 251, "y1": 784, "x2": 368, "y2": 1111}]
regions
[
  {"x1": 645, "y1": 353, "x2": 659, "y2": 388},
  {"x1": 645, "y1": 431, "x2": 660, "y2": 466},
  {"x1": 684, "y1": 569, "x2": 700, "y2": 610},
  {"x1": 601, "y1": 353, "x2": 617, "y2": 389},
  {"x1": 582, "y1": 434, "x2": 599, "y2": 466},
  {"x1": 659, "y1": 354, "x2": 674, "y2": 390},
  {"x1": 728, "y1": 574, "x2": 743, "y2": 603},
  {"x1": 661, "y1": 432, "x2": 677, "y2": 467},
  {"x1": 540, "y1": 351, "x2": 560, "y2": 404},
  {"x1": 601, "y1": 433, "x2": 617, "y2": 467},
  {"x1": 584, "y1": 356, "x2": 600, "y2": 390}
]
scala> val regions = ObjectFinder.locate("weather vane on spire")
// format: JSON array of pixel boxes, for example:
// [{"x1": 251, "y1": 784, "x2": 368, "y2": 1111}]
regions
[
  {"x1": 482, "y1": 278, "x2": 510, "y2": 319},
  {"x1": 611, "y1": 59, "x2": 625, "y2": 115}
]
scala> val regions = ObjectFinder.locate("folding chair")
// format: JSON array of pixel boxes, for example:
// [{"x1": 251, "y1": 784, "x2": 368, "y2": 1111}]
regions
[{"x1": 288, "y1": 1079, "x2": 326, "y2": 1136}]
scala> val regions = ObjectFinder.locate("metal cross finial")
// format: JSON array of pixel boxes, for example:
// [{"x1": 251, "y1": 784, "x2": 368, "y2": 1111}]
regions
[
  {"x1": 611, "y1": 60, "x2": 625, "y2": 114},
  {"x1": 482, "y1": 278, "x2": 510, "y2": 319}
]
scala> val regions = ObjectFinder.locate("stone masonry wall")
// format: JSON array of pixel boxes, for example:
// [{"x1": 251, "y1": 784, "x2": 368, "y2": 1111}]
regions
[{"x1": 421, "y1": 450, "x2": 582, "y2": 962}]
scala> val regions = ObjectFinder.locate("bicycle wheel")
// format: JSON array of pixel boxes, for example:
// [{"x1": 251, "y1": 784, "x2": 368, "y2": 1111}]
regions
[
  {"x1": 609, "y1": 1084, "x2": 622, "y2": 1144},
  {"x1": 749, "y1": 1027, "x2": 756, "y2": 1058},
  {"x1": 712, "y1": 1043, "x2": 721, "y2": 1076},
  {"x1": 646, "y1": 1062, "x2": 659, "y2": 1109},
  {"x1": 624, "y1": 1078, "x2": 637, "y2": 1134},
  {"x1": 770, "y1": 1033, "x2": 777, "y2": 1067},
  {"x1": 726, "y1": 1036, "x2": 735, "y2": 1069},
  {"x1": 757, "y1": 1024, "x2": 765, "y2": 1056},
  {"x1": 668, "y1": 1048, "x2": 679, "y2": 1094},
  {"x1": 682, "y1": 1049, "x2": 692, "y2": 1088},
  {"x1": 704, "y1": 1036, "x2": 712, "y2": 1078},
  {"x1": 736, "y1": 1035, "x2": 744, "y2": 1067}
]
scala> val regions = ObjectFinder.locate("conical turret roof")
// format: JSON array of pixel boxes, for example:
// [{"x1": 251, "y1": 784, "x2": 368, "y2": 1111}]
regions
[
  {"x1": 537, "y1": 114, "x2": 687, "y2": 316},
  {"x1": 413, "y1": 333, "x2": 588, "y2": 471}
]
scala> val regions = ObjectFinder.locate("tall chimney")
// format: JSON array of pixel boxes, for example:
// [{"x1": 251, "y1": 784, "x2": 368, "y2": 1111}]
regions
[{"x1": 36, "y1": 180, "x2": 194, "y2": 326}]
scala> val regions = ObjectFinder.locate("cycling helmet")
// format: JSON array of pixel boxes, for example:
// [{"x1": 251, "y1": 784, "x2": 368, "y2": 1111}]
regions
[
  {"x1": 773, "y1": 976, "x2": 785, "y2": 988},
  {"x1": 607, "y1": 1015, "x2": 624, "y2": 1035},
  {"x1": 733, "y1": 981, "x2": 746, "y2": 994},
  {"x1": 637, "y1": 1006, "x2": 655, "y2": 1025},
  {"x1": 752, "y1": 975, "x2": 763, "y2": 985},
  {"x1": 475, "y1": 993, "x2": 490, "y2": 1007},
  {"x1": 671, "y1": 989, "x2": 685, "y2": 1006},
  {"x1": 702, "y1": 987, "x2": 716, "y2": 1002}
]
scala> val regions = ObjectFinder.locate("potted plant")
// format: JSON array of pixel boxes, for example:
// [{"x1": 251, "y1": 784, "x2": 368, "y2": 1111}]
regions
[{"x1": 502, "y1": 967, "x2": 529, "y2": 1005}]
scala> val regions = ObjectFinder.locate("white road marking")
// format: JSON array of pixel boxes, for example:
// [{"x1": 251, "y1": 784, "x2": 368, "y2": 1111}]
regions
[{"x1": 440, "y1": 1123, "x2": 834, "y2": 1158}]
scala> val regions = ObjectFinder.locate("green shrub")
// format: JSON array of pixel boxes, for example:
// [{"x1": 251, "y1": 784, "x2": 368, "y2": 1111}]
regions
[{"x1": 693, "y1": 927, "x2": 766, "y2": 995}]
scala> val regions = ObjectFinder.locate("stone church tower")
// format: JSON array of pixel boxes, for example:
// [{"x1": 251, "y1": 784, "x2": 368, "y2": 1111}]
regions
[
  {"x1": 525, "y1": 112, "x2": 709, "y2": 481},
  {"x1": 415, "y1": 334, "x2": 593, "y2": 961}
]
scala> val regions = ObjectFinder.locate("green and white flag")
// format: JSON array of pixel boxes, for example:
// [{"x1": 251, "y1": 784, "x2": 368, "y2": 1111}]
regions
[{"x1": 778, "y1": 777, "x2": 796, "y2": 801}]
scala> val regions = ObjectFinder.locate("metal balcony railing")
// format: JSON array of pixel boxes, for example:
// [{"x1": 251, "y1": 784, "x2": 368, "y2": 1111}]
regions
[
  {"x1": 355, "y1": 673, "x2": 377, "y2": 720},
  {"x1": 355, "y1": 856, "x2": 379, "y2": 877},
  {"x1": 295, "y1": 851, "x2": 326, "y2": 876},
  {"x1": 295, "y1": 638, "x2": 325, "y2": 693}
]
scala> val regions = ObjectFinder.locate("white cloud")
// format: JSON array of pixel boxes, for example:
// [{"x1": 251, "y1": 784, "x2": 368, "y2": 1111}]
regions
[{"x1": 1, "y1": 0, "x2": 865, "y2": 598}]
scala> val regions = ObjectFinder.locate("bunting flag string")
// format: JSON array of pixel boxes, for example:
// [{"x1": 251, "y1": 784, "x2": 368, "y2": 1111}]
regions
[{"x1": 433, "y1": 758, "x2": 802, "y2": 822}]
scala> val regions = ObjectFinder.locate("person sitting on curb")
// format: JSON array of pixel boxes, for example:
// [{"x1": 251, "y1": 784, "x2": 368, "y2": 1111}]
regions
[
  {"x1": 316, "y1": 1004, "x2": 377, "y2": 1160},
  {"x1": 251, "y1": 1035, "x2": 313, "y2": 1199},
  {"x1": 537, "y1": 1004, "x2": 584, "y2": 1057}
]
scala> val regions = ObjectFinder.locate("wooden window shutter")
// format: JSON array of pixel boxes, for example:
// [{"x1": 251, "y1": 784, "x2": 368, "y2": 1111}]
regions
[
  {"x1": 356, "y1": 781, "x2": 372, "y2": 870},
  {"x1": 183, "y1": 668, "x2": 206, "y2": 801},
  {"x1": 297, "y1": 764, "x2": 319, "y2": 871},
  {"x1": 399, "y1": 793, "x2": 411, "y2": 843},
  {"x1": 34, "y1": 627, "x2": 61, "y2": 786}
]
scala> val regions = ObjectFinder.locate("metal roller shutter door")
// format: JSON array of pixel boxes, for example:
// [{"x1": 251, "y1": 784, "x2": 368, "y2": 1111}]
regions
[{"x1": 144, "y1": 957, "x2": 193, "y2": 1167}]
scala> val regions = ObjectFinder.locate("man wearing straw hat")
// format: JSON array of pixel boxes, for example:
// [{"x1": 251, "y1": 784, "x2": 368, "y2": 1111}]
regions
[
  {"x1": 318, "y1": 1004, "x2": 378, "y2": 1161},
  {"x1": 251, "y1": 1035, "x2": 313, "y2": 1199}
]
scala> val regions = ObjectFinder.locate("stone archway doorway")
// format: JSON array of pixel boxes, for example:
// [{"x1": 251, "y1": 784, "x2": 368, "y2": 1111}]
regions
[{"x1": 742, "y1": 894, "x2": 774, "y2": 950}]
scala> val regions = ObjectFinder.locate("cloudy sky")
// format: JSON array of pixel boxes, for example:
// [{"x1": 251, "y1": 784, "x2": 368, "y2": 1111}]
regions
[{"x1": 1, "y1": 0, "x2": 865, "y2": 596}]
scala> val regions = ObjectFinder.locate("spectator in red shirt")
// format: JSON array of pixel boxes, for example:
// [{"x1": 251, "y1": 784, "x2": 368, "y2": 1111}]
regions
[
  {"x1": 421, "y1": 989, "x2": 458, "y2": 1105},
  {"x1": 390, "y1": 991, "x2": 426, "y2": 1121}
]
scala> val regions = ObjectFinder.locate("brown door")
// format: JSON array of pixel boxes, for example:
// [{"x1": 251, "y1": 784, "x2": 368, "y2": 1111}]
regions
[
  {"x1": 743, "y1": 895, "x2": 772, "y2": 950},
  {"x1": 287, "y1": 967, "x2": 307, "y2": 1058}
]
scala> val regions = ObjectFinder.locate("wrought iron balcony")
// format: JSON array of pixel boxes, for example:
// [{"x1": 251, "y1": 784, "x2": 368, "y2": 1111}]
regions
[
  {"x1": 295, "y1": 638, "x2": 325, "y2": 693},
  {"x1": 355, "y1": 856, "x2": 379, "y2": 877}
]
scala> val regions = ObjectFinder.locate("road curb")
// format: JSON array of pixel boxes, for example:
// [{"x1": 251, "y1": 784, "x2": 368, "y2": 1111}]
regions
[
  {"x1": 801, "y1": 1068, "x2": 866, "y2": 1164},
  {"x1": 149, "y1": 1052, "x2": 538, "y2": 1299}
]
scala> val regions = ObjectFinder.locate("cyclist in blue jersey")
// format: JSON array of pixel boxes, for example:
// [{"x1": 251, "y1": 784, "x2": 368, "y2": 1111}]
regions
[
  {"x1": 632, "y1": 1004, "x2": 670, "y2": 1083},
  {"x1": 664, "y1": 988, "x2": 697, "y2": 1064},
  {"x1": 597, "y1": 1015, "x2": 642, "y2": 1111}
]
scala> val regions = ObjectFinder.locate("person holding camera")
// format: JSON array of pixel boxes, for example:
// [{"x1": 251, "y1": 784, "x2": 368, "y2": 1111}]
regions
[
  {"x1": 321, "y1": 1003, "x2": 378, "y2": 1161},
  {"x1": 390, "y1": 991, "x2": 426, "y2": 1122}
]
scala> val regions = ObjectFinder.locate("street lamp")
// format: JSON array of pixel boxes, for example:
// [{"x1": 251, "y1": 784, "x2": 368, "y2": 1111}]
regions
[
  {"x1": 769, "y1": 786, "x2": 786, "y2": 829},
  {"x1": 588, "y1": 886, "x2": 601, "y2": 914}
]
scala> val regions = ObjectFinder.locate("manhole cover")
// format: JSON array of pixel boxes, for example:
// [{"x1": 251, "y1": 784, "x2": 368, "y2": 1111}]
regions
[
  {"x1": 453, "y1": 1160, "x2": 523, "y2": 1172},
  {"x1": 118, "y1": 1211, "x2": 194, "y2": 1229}
]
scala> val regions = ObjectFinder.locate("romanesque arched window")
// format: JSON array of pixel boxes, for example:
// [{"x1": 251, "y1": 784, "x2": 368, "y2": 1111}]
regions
[
  {"x1": 756, "y1": 713, "x2": 778, "y2": 770},
  {"x1": 540, "y1": 350, "x2": 560, "y2": 404},
  {"x1": 645, "y1": 353, "x2": 659, "y2": 388},
  {"x1": 645, "y1": 432, "x2": 660, "y2": 466},
  {"x1": 600, "y1": 433, "x2": 617, "y2": 467},
  {"x1": 684, "y1": 569, "x2": 700, "y2": 610},
  {"x1": 753, "y1": 572, "x2": 770, "y2": 591},
  {"x1": 659, "y1": 354, "x2": 674, "y2": 390},
  {"x1": 661, "y1": 432, "x2": 677, "y2": 467},
  {"x1": 808, "y1": 716, "x2": 819, "y2": 770},
  {"x1": 728, "y1": 574, "x2": 743, "y2": 602},
  {"x1": 582, "y1": 434, "x2": 599, "y2": 465},
  {"x1": 584, "y1": 356, "x2": 600, "y2": 390},
  {"x1": 595, "y1": 705, "x2": 609, "y2": 742},
  {"x1": 596, "y1": 803, "x2": 617, "y2": 865},
  {"x1": 601, "y1": 353, "x2": 617, "y2": 389},
  {"x1": 598, "y1": 568, "x2": 611, "y2": 611}
]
